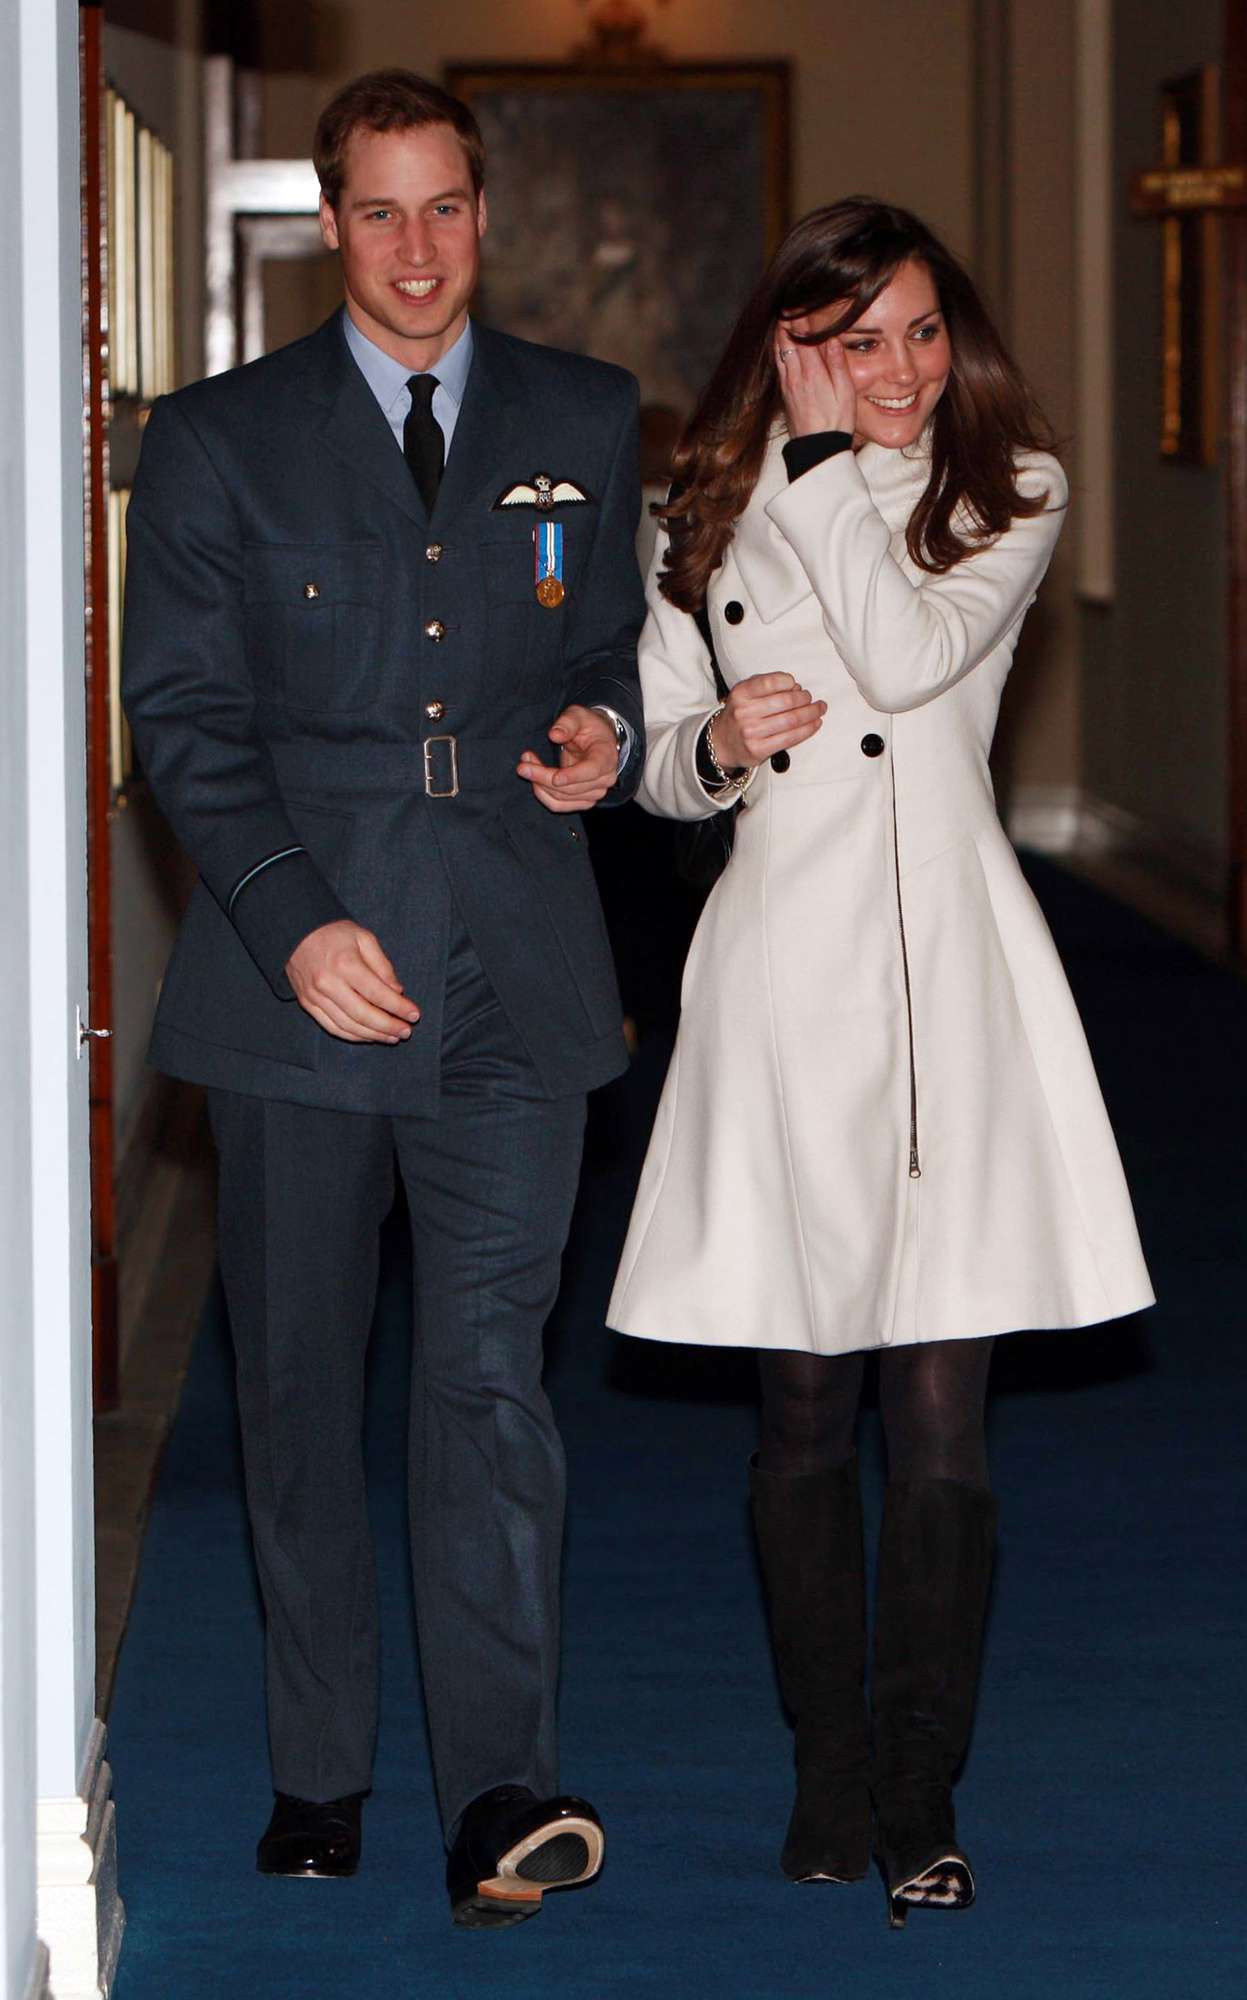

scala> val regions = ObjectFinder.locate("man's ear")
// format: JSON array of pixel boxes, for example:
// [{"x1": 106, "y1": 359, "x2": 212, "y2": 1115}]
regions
[
  {"x1": 319, "y1": 193, "x2": 340, "y2": 252},
  {"x1": 476, "y1": 190, "x2": 487, "y2": 240}
]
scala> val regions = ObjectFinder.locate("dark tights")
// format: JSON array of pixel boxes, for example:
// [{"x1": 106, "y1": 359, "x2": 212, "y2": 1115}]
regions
[{"x1": 757, "y1": 1339, "x2": 994, "y2": 1488}]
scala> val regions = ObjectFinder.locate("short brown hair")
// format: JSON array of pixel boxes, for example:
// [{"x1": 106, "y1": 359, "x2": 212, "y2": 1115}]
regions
[{"x1": 313, "y1": 69, "x2": 485, "y2": 208}]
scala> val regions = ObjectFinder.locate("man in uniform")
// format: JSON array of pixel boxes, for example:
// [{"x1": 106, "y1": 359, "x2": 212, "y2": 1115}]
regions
[{"x1": 123, "y1": 70, "x2": 644, "y2": 1930}]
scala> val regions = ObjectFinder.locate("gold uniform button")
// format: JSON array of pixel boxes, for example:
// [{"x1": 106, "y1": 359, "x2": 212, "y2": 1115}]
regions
[
  {"x1": 303, "y1": 582, "x2": 320, "y2": 600},
  {"x1": 424, "y1": 699, "x2": 446, "y2": 722},
  {"x1": 424, "y1": 619, "x2": 446, "y2": 642},
  {"x1": 425, "y1": 543, "x2": 444, "y2": 563}
]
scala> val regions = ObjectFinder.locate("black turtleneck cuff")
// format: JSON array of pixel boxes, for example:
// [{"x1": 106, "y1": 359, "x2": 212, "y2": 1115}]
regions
[
  {"x1": 696, "y1": 719, "x2": 743, "y2": 791},
  {"x1": 782, "y1": 431, "x2": 854, "y2": 482}
]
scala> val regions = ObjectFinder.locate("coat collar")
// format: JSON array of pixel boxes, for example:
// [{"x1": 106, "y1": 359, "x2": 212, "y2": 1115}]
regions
[
  {"x1": 302, "y1": 314, "x2": 524, "y2": 531},
  {"x1": 729, "y1": 426, "x2": 931, "y2": 624}
]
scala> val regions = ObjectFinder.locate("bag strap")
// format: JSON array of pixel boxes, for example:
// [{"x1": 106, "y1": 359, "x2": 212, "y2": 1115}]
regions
[{"x1": 665, "y1": 483, "x2": 729, "y2": 705}]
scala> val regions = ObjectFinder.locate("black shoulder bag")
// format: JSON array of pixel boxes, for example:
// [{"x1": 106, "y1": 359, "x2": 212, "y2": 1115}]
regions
[
  {"x1": 672, "y1": 595, "x2": 738, "y2": 892},
  {"x1": 663, "y1": 488, "x2": 739, "y2": 894}
]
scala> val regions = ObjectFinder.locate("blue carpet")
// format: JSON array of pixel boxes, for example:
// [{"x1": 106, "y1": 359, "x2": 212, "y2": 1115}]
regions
[{"x1": 108, "y1": 857, "x2": 1246, "y2": 1998}]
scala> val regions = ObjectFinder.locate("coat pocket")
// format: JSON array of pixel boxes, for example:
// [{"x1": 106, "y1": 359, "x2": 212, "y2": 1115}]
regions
[{"x1": 244, "y1": 541, "x2": 382, "y2": 713}]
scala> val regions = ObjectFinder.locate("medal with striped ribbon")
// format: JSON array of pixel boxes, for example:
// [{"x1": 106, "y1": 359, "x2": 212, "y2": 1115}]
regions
[{"x1": 533, "y1": 520, "x2": 565, "y2": 607}]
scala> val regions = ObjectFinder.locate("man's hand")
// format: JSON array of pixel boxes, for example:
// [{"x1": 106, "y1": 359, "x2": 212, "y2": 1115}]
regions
[
  {"x1": 516, "y1": 704, "x2": 619, "y2": 814},
  {"x1": 286, "y1": 921, "x2": 420, "y2": 1044}
]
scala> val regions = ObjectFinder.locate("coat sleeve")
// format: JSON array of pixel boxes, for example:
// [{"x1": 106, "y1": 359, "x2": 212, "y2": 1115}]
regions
[
  {"x1": 764, "y1": 449, "x2": 1068, "y2": 714},
  {"x1": 632, "y1": 530, "x2": 741, "y2": 823},
  {"x1": 557, "y1": 372, "x2": 647, "y2": 804},
  {"x1": 122, "y1": 395, "x2": 352, "y2": 998}
]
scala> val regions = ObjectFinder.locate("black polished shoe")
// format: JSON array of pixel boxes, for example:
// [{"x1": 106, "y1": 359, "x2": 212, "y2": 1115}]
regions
[
  {"x1": 256, "y1": 1791, "x2": 364, "y2": 1878},
  {"x1": 447, "y1": 1785, "x2": 604, "y2": 1929}
]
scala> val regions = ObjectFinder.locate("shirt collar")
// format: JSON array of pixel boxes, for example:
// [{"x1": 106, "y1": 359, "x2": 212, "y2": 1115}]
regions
[{"x1": 342, "y1": 308, "x2": 474, "y2": 421}]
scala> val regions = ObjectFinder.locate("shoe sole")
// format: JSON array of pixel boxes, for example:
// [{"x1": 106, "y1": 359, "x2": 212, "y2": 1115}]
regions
[
  {"x1": 885, "y1": 1852, "x2": 975, "y2": 1929},
  {"x1": 256, "y1": 1861, "x2": 357, "y2": 1879},
  {"x1": 453, "y1": 1817, "x2": 604, "y2": 1930}
]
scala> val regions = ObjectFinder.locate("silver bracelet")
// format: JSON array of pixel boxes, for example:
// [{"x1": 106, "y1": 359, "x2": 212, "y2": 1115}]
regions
[{"x1": 705, "y1": 705, "x2": 744, "y2": 788}]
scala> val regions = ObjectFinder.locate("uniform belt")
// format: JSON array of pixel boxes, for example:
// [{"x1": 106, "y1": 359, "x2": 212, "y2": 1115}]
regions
[{"x1": 267, "y1": 736, "x2": 553, "y2": 800}]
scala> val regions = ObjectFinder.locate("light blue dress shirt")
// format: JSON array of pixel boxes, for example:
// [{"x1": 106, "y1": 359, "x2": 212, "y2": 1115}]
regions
[
  {"x1": 342, "y1": 309, "x2": 473, "y2": 455},
  {"x1": 341, "y1": 307, "x2": 633, "y2": 771}
]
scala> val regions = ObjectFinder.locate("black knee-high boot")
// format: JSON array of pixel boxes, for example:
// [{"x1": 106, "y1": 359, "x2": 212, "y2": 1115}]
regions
[
  {"x1": 749, "y1": 1456, "x2": 872, "y2": 1882},
  {"x1": 870, "y1": 1477, "x2": 998, "y2": 1927}
]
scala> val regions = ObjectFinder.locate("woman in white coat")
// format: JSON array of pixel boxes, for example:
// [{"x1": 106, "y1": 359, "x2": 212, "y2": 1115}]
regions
[{"x1": 606, "y1": 200, "x2": 1153, "y2": 1926}]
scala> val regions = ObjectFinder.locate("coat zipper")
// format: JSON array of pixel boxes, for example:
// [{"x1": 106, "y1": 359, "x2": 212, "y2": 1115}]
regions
[{"x1": 889, "y1": 747, "x2": 922, "y2": 1180}]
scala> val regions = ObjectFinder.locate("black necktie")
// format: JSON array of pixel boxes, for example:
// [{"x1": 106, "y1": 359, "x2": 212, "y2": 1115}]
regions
[{"x1": 403, "y1": 374, "x2": 444, "y2": 514}]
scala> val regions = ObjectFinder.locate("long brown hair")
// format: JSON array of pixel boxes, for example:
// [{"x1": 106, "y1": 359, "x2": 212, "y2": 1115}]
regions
[{"x1": 660, "y1": 198, "x2": 1057, "y2": 612}]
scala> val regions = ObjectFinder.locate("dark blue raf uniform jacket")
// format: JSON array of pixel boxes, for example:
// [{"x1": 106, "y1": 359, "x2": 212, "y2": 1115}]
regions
[{"x1": 122, "y1": 315, "x2": 646, "y2": 1114}]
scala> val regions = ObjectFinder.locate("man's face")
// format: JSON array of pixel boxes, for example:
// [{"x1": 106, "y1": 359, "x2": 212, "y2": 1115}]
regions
[{"x1": 320, "y1": 122, "x2": 486, "y2": 369}]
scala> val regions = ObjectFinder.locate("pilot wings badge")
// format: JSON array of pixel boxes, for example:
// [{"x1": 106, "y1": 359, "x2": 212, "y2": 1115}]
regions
[
  {"x1": 493, "y1": 473, "x2": 593, "y2": 511},
  {"x1": 492, "y1": 474, "x2": 593, "y2": 608}
]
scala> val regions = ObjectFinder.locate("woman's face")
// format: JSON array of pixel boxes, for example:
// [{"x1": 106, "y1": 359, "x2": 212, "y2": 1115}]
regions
[{"x1": 809, "y1": 257, "x2": 951, "y2": 450}]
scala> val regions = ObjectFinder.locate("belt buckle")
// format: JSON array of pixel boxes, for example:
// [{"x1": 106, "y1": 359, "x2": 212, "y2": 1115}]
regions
[{"x1": 423, "y1": 733, "x2": 460, "y2": 799}]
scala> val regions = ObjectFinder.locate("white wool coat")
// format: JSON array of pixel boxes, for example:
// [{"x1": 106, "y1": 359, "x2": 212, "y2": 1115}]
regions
[{"x1": 607, "y1": 434, "x2": 1154, "y2": 1354}]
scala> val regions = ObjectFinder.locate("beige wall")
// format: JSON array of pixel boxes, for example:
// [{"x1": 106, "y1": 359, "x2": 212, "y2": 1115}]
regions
[{"x1": 258, "y1": 2, "x2": 977, "y2": 255}]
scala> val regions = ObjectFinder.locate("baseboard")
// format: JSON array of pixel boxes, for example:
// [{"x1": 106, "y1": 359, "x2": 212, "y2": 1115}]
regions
[
  {"x1": 1006, "y1": 784, "x2": 1229, "y2": 959},
  {"x1": 36, "y1": 1721, "x2": 125, "y2": 1998},
  {"x1": 24, "y1": 1942, "x2": 50, "y2": 2000}
]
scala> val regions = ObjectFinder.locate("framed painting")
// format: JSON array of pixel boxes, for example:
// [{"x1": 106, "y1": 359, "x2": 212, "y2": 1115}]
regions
[{"x1": 445, "y1": 60, "x2": 790, "y2": 426}]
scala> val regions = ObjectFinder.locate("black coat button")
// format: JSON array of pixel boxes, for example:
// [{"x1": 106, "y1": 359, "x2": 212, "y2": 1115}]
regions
[
  {"x1": 724, "y1": 601, "x2": 744, "y2": 625},
  {"x1": 860, "y1": 733, "x2": 885, "y2": 758},
  {"x1": 771, "y1": 749, "x2": 791, "y2": 774}
]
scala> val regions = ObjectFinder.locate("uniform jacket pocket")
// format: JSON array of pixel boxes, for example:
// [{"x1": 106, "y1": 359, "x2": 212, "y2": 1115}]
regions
[
  {"x1": 500, "y1": 794, "x2": 619, "y2": 1037},
  {"x1": 479, "y1": 513, "x2": 593, "y2": 694},
  {"x1": 244, "y1": 541, "x2": 382, "y2": 713}
]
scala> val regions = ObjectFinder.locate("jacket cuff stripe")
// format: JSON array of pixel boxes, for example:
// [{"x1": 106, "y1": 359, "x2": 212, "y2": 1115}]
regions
[{"x1": 226, "y1": 845, "x2": 306, "y2": 915}]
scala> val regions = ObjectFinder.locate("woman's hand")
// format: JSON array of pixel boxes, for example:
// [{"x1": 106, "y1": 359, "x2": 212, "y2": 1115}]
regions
[
  {"x1": 774, "y1": 315, "x2": 857, "y2": 439},
  {"x1": 710, "y1": 672, "x2": 826, "y2": 772}
]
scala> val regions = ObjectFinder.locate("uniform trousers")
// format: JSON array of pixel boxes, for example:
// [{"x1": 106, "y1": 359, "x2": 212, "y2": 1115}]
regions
[{"x1": 207, "y1": 922, "x2": 586, "y2": 1841}]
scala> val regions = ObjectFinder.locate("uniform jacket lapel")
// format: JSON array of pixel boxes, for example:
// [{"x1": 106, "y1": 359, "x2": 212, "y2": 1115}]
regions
[
  {"x1": 303, "y1": 314, "x2": 525, "y2": 534},
  {"x1": 430, "y1": 323, "x2": 523, "y2": 531},
  {"x1": 308, "y1": 313, "x2": 426, "y2": 528}
]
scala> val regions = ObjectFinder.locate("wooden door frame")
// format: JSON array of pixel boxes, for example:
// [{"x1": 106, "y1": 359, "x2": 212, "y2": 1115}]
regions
[{"x1": 1228, "y1": 2, "x2": 1247, "y2": 964}]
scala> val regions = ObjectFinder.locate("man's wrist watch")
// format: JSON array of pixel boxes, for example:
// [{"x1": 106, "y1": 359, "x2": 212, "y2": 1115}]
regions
[
  {"x1": 591, "y1": 704, "x2": 629, "y2": 756},
  {"x1": 591, "y1": 705, "x2": 632, "y2": 778}
]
